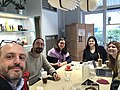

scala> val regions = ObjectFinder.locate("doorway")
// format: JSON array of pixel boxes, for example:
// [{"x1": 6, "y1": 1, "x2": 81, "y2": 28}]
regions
[
  {"x1": 45, "y1": 35, "x2": 58, "y2": 55},
  {"x1": 34, "y1": 16, "x2": 41, "y2": 38}
]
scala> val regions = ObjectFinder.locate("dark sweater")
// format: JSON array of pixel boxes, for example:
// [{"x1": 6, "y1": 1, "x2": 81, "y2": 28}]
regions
[
  {"x1": 0, "y1": 77, "x2": 13, "y2": 90},
  {"x1": 83, "y1": 46, "x2": 108, "y2": 63},
  {"x1": 0, "y1": 73, "x2": 29, "y2": 90}
]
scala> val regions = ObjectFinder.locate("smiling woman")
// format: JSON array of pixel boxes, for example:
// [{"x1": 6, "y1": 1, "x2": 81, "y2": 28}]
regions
[
  {"x1": 47, "y1": 38, "x2": 72, "y2": 70},
  {"x1": 82, "y1": 36, "x2": 108, "y2": 63}
]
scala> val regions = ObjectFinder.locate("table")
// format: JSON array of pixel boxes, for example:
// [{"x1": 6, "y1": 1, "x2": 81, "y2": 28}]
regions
[{"x1": 30, "y1": 61, "x2": 112, "y2": 90}]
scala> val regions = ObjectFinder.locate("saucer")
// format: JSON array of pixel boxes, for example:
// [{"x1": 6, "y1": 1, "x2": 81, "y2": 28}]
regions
[{"x1": 65, "y1": 68, "x2": 72, "y2": 71}]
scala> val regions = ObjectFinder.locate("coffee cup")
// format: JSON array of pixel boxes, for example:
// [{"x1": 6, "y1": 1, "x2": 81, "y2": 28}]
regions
[
  {"x1": 41, "y1": 71, "x2": 47, "y2": 84},
  {"x1": 98, "y1": 59, "x2": 102, "y2": 67},
  {"x1": 105, "y1": 60, "x2": 109, "y2": 67},
  {"x1": 66, "y1": 64, "x2": 71, "y2": 70}
]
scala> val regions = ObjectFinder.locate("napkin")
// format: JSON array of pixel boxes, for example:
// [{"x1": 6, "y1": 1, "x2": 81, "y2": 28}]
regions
[{"x1": 96, "y1": 78, "x2": 109, "y2": 84}]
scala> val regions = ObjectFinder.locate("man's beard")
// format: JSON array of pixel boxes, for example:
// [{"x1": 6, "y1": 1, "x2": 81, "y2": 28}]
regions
[
  {"x1": 35, "y1": 47, "x2": 43, "y2": 53},
  {"x1": 0, "y1": 64, "x2": 24, "y2": 81}
]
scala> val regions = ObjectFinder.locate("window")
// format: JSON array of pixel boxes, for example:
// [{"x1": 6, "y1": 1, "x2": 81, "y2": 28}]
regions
[
  {"x1": 82, "y1": 0, "x2": 120, "y2": 46},
  {"x1": 85, "y1": 12, "x2": 104, "y2": 46},
  {"x1": 107, "y1": 0, "x2": 120, "y2": 6},
  {"x1": 106, "y1": 8, "x2": 120, "y2": 43}
]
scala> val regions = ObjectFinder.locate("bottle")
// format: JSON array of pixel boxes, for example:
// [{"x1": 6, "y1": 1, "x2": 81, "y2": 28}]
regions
[{"x1": 5, "y1": 20, "x2": 11, "y2": 31}]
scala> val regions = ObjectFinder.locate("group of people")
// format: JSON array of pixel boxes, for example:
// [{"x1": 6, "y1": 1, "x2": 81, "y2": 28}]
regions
[
  {"x1": 0, "y1": 36, "x2": 120, "y2": 90},
  {"x1": 83, "y1": 36, "x2": 120, "y2": 90}
]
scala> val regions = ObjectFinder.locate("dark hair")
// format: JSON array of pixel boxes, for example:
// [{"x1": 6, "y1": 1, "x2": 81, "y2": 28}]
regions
[
  {"x1": 86, "y1": 36, "x2": 98, "y2": 50},
  {"x1": 32, "y1": 38, "x2": 44, "y2": 46},
  {"x1": 54, "y1": 38, "x2": 67, "y2": 55},
  {"x1": 107, "y1": 41, "x2": 120, "y2": 73}
]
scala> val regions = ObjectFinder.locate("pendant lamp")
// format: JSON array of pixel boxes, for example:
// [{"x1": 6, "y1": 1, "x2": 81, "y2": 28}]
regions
[
  {"x1": 48, "y1": 0, "x2": 98, "y2": 11},
  {"x1": 79, "y1": 0, "x2": 98, "y2": 11},
  {"x1": 48, "y1": 0, "x2": 80, "y2": 11}
]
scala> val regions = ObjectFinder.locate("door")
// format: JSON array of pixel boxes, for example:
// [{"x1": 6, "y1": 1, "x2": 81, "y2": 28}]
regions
[{"x1": 45, "y1": 35, "x2": 58, "y2": 55}]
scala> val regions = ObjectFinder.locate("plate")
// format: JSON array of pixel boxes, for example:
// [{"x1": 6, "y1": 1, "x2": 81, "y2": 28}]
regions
[{"x1": 65, "y1": 68, "x2": 72, "y2": 71}]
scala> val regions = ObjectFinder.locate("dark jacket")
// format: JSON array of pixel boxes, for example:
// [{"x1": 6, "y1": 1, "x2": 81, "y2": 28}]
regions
[
  {"x1": 83, "y1": 46, "x2": 108, "y2": 63},
  {"x1": 110, "y1": 79, "x2": 120, "y2": 90},
  {"x1": 0, "y1": 77, "x2": 13, "y2": 90},
  {"x1": 0, "y1": 72, "x2": 29, "y2": 90}
]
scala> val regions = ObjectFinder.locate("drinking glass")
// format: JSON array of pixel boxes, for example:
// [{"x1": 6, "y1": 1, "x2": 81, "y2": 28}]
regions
[{"x1": 64, "y1": 72, "x2": 72, "y2": 82}]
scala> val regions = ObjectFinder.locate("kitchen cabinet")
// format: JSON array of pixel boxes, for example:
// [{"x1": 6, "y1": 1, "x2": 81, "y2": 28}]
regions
[{"x1": 0, "y1": 12, "x2": 36, "y2": 51}]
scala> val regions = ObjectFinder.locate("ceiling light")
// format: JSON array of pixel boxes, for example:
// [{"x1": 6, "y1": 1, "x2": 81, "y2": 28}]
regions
[
  {"x1": 79, "y1": 0, "x2": 98, "y2": 11},
  {"x1": 48, "y1": 0, "x2": 98, "y2": 12},
  {"x1": 48, "y1": 0, "x2": 80, "y2": 11}
]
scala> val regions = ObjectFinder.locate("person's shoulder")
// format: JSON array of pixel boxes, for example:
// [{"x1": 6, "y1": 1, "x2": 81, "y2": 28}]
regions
[
  {"x1": 98, "y1": 46, "x2": 105, "y2": 49},
  {"x1": 118, "y1": 53, "x2": 120, "y2": 58},
  {"x1": 48, "y1": 47, "x2": 56, "y2": 54},
  {"x1": 48, "y1": 47, "x2": 55, "y2": 52},
  {"x1": 83, "y1": 48, "x2": 88, "y2": 52},
  {"x1": 97, "y1": 46, "x2": 106, "y2": 52}
]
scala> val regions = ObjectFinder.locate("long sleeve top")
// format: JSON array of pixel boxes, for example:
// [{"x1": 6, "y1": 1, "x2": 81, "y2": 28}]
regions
[
  {"x1": 26, "y1": 51, "x2": 56, "y2": 85},
  {"x1": 110, "y1": 53, "x2": 120, "y2": 90},
  {"x1": 83, "y1": 46, "x2": 108, "y2": 63},
  {"x1": 47, "y1": 48, "x2": 71, "y2": 64}
]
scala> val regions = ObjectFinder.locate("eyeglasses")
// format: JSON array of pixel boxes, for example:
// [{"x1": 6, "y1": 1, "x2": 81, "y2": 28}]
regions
[{"x1": 0, "y1": 40, "x2": 23, "y2": 47}]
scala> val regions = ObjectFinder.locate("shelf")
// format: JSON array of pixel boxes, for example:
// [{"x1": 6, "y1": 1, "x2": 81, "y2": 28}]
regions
[
  {"x1": 0, "y1": 12, "x2": 28, "y2": 19},
  {"x1": 0, "y1": 30, "x2": 34, "y2": 33},
  {"x1": 0, "y1": 31, "x2": 35, "y2": 35},
  {"x1": 106, "y1": 23, "x2": 120, "y2": 25}
]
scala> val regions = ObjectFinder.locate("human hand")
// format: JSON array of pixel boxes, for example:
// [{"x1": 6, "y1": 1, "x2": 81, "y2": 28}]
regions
[{"x1": 53, "y1": 73, "x2": 61, "y2": 81}]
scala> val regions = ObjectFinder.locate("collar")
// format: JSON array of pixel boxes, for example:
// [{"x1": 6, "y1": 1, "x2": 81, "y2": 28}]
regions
[{"x1": 8, "y1": 78, "x2": 24, "y2": 90}]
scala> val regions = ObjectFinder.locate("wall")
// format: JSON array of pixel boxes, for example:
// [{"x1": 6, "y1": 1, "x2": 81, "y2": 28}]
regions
[
  {"x1": 41, "y1": 9, "x2": 58, "y2": 55},
  {"x1": 25, "y1": 0, "x2": 42, "y2": 16},
  {"x1": 0, "y1": 0, "x2": 59, "y2": 55},
  {"x1": 42, "y1": 10, "x2": 58, "y2": 36},
  {"x1": 58, "y1": 8, "x2": 82, "y2": 37}
]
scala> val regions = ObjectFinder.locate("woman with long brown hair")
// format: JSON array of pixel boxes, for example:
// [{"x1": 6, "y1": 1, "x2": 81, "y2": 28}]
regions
[{"x1": 107, "y1": 41, "x2": 120, "y2": 90}]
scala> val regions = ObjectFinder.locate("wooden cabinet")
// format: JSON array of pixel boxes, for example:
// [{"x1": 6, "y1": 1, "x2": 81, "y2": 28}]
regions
[{"x1": 65, "y1": 23, "x2": 94, "y2": 61}]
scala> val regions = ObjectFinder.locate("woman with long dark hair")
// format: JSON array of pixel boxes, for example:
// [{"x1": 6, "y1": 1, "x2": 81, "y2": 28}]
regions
[
  {"x1": 47, "y1": 38, "x2": 71, "y2": 69},
  {"x1": 83, "y1": 36, "x2": 107, "y2": 63}
]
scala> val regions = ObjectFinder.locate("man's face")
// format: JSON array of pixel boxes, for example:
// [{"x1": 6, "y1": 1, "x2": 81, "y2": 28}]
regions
[
  {"x1": 0, "y1": 43, "x2": 26, "y2": 81},
  {"x1": 33, "y1": 39, "x2": 44, "y2": 53}
]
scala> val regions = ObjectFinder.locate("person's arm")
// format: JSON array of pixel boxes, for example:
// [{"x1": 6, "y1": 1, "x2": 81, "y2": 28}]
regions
[
  {"x1": 98, "y1": 46, "x2": 108, "y2": 63},
  {"x1": 42, "y1": 55, "x2": 58, "y2": 74},
  {"x1": 42, "y1": 55, "x2": 60, "y2": 81},
  {"x1": 58, "y1": 53, "x2": 71, "y2": 67},
  {"x1": 66, "y1": 56, "x2": 72, "y2": 63},
  {"x1": 47, "y1": 56, "x2": 59, "y2": 66},
  {"x1": 83, "y1": 49, "x2": 87, "y2": 62},
  {"x1": 115, "y1": 54, "x2": 120, "y2": 80}
]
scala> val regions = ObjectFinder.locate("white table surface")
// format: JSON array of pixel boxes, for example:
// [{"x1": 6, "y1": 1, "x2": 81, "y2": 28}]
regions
[{"x1": 30, "y1": 61, "x2": 112, "y2": 90}]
